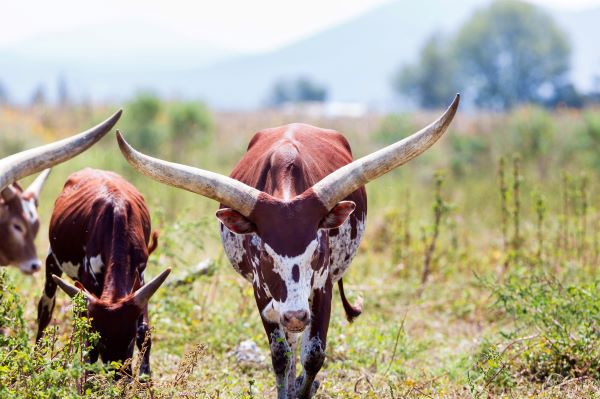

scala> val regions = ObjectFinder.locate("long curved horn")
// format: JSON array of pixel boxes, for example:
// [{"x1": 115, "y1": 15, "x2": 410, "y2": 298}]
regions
[
  {"x1": 24, "y1": 168, "x2": 51, "y2": 201},
  {"x1": 116, "y1": 131, "x2": 261, "y2": 217},
  {"x1": 0, "y1": 109, "x2": 122, "y2": 191},
  {"x1": 52, "y1": 275, "x2": 96, "y2": 303},
  {"x1": 311, "y1": 94, "x2": 460, "y2": 210},
  {"x1": 132, "y1": 268, "x2": 172, "y2": 308}
]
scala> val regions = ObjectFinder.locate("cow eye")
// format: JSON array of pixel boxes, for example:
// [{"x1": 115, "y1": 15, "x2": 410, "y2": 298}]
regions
[{"x1": 12, "y1": 223, "x2": 24, "y2": 233}]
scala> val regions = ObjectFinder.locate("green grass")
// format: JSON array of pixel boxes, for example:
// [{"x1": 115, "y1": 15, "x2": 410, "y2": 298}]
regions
[{"x1": 2, "y1": 102, "x2": 600, "y2": 397}]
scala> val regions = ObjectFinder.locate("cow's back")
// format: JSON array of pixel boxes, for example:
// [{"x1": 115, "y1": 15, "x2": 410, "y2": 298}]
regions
[{"x1": 49, "y1": 168, "x2": 151, "y2": 292}]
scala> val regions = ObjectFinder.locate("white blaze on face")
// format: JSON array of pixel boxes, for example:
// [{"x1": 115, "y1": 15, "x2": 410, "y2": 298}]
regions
[
  {"x1": 20, "y1": 198, "x2": 38, "y2": 225},
  {"x1": 261, "y1": 239, "x2": 320, "y2": 322}
]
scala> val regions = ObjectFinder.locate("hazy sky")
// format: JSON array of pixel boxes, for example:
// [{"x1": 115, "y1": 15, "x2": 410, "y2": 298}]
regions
[{"x1": 2, "y1": 0, "x2": 600, "y2": 52}]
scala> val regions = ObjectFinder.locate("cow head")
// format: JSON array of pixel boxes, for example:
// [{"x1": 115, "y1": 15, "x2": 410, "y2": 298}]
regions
[
  {"x1": 217, "y1": 198, "x2": 355, "y2": 332},
  {"x1": 0, "y1": 170, "x2": 50, "y2": 274},
  {"x1": 116, "y1": 95, "x2": 460, "y2": 334},
  {"x1": 52, "y1": 268, "x2": 170, "y2": 365}
]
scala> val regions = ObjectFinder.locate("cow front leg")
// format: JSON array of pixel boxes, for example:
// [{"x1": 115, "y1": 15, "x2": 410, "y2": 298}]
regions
[
  {"x1": 36, "y1": 253, "x2": 62, "y2": 341},
  {"x1": 259, "y1": 318, "x2": 292, "y2": 399},
  {"x1": 136, "y1": 307, "x2": 152, "y2": 377},
  {"x1": 296, "y1": 281, "x2": 332, "y2": 399},
  {"x1": 285, "y1": 332, "x2": 300, "y2": 398}
]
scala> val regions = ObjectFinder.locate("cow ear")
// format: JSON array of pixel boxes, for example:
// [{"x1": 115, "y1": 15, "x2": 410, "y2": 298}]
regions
[
  {"x1": 320, "y1": 201, "x2": 356, "y2": 230},
  {"x1": 1, "y1": 185, "x2": 18, "y2": 203},
  {"x1": 216, "y1": 208, "x2": 256, "y2": 235}
]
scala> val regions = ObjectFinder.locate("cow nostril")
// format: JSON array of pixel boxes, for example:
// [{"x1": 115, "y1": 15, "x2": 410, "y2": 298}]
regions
[
  {"x1": 31, "y1": 262, "x2": 41, "y2": 271},
  {"x1": 299, "y1": 310, "x2": 309, "y2": 322}
]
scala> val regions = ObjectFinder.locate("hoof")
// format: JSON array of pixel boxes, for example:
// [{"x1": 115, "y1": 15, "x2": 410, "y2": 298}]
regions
[{"x1": 295, "y1": 375, "x2": 320, "y2": 398}]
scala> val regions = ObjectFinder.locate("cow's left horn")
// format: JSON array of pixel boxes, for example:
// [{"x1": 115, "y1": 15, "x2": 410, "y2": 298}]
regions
[
  {"x1": 0, "y1": 109, "x2": 122, "y2": 191},
  {"x1": 52, "y1": 275, "x2": 96, "y2": 303},
  {"x1": 132, "y1": 268, "x2": 171, "y2": 307},
  {"x1": 310, "y1": 94, "x2": 460, "y2": 210},
  {"x1": 116, "y1": 131, "x2": 261, "y2": 217}
]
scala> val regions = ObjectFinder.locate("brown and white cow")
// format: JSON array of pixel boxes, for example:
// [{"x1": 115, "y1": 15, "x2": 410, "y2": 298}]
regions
[
  {"x1": 0, "y1": 111, "x2": 122, "y2": 274},
  {"x1": 117, "y1": 95, "x2": 459, "y2": 398},
  {"x1": 36, "y1": 168, "x2": 170, "y2": 376}
]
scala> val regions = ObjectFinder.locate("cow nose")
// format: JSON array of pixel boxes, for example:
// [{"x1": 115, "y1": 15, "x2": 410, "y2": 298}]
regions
[
  {"x1": 281, "y1": 310, "x2": 310, "y2": 332},
  {"x1": 30, "y1": 260, "x2": 42, "y2": 272}
]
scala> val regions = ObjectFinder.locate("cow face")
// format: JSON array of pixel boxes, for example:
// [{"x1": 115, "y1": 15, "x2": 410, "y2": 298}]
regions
[
  {"x1": 218, "y1": 198, "x2": 356, "y2": 333},
  {"x1": 0, "y1": 184, "x2": 43, "y2": 274},
  {"x1": 87, "y1": 300, "x2": 142, "y2": 365}
]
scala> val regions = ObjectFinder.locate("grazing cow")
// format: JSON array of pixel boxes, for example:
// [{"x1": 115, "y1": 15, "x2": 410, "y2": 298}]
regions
[
  {"x1": 0, "y1": 111, "x2": 122, "y2": 274},
  {"x1": 36, "y1": 168, "x2": 170, "y2": 376},
  {"x1": 117, "y1": 95, "x2": 459, "y2": 398}
]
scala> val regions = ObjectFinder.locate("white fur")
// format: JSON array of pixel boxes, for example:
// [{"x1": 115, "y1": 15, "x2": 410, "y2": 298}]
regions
[
  {"x1": 21, "y1": 198, "x2": 38, "y2": 224},
  {"x1": 328, "y1": 214, "x2": 365, "y2": 282},
  {"x1": 88, "y1": 254, "x2": 104, "y2": 274},
  {"x1": 60, "y1": 261, "x2": 80, "y2": 278},
  {"x1": 261, "y1": 239, "x2": 319, "y2": 321}
]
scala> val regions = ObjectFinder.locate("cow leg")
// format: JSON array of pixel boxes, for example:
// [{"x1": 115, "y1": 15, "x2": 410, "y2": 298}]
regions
[
  {"x1": 296, "y1": 280, "x2": 333, "y2": 399},
  {"x1": 36, "y1": 252, "x2": 62, "y2": 341},
  {"x1": 285, "y1": 332, "x2": 300, "y2": 398},
  {"x1": 136, "y1": 306, "x2": 152, "y2": 377},
  {"x1": 263, "y1": 319, "x2": 292, "y2": 399}
]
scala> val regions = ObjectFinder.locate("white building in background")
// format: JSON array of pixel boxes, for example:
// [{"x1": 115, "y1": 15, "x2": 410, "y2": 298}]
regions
[{"x1": 279, "y1": 101, "x2": 369, "y2": 118}]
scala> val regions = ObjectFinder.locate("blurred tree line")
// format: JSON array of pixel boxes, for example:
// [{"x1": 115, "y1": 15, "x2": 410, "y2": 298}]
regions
[
  {"x1": 123, "y1": 92, "x2": 213, "y2": 161},
  {"x1": 396, "y1": 0, "x2": 588, "y2": 110},
  {"x1": 269, "y1": 76, "x2": 328, "y2": 106}
]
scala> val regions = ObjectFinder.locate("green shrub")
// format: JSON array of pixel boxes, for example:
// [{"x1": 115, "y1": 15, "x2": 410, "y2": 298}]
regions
[{"x1": 471, "y1": 269, "x2": 600, "y2": 394}]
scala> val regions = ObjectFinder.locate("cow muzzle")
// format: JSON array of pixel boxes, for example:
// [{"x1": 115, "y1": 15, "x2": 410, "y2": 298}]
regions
[
  {"x1": 18, "y1": 259, "x2": 42, "y2": 275},
  {"x1": 281, "y1": 309, "x2": 310, "y2": 333}
]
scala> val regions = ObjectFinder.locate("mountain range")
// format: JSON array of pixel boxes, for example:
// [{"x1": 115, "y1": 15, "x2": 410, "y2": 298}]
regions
[{"x1": 1, "y1": 0, "x2": 598, "y2": 109}]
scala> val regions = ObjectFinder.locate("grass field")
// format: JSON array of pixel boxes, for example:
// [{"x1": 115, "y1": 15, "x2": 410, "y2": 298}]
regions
[{"x1": 2, "y1": 101, "x2": 600, "y2": 398}]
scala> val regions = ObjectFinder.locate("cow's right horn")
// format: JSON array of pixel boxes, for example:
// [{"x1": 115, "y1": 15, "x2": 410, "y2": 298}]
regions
[
  {"x1": 116, "y1": 131, "x2": 261, "y2": 217},
  {"x1": 132, "y1": 268, "x2": 172, "y2": 307},
  {"x1": 0, "y1": 109, "x2": 122, "y2": 191}
]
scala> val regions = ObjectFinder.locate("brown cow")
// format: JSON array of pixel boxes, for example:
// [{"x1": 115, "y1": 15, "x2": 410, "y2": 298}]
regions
[
  {"x1": 0, "y1": 111, "x2": 122, "y2": 274},
  {"x1": 36, "y1": 168, "x2": 170, "y2": 377},
  {"x1": 117, "y1": 95, "x2": 459, "y2": 398}
]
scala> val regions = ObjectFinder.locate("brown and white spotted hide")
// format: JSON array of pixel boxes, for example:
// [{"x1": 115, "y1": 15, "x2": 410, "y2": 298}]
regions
[
  {"x1": 217, "y1": 124, "x2": 366, "y2": 398},
  {"x1": 36, "y1": 168, "x2": 163, "y2": 376},
  {"x1": 0, "y1": 174, "x2": 48, "y2": 274}
]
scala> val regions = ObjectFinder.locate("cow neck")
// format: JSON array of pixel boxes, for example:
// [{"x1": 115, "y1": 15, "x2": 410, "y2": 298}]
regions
[{"x1": 99, "y1": 204, "x2": 134, "y2": 303}]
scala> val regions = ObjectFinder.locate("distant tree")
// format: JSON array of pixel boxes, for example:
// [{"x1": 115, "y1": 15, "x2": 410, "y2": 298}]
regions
[
  {"x1": 295, "y1": 77, "x2": 327, "y2": 102},
  {"x1": 125, "y1": 92, "x2": 163, "y2": 152},
  {"x1": 168, "y1": 102, "x2": 213, "y2": 159},
  {"x1": 0, "y1": 81, "x2": 8, "y2": 105},
  {"x1": 454, "y1": 0, "x2": 571, "y2": 110},
  {"x1": 394, "y1": 34, "x2": 459, "y2": 109},
  {"x1": 30, "y1": 84, "x2": 47, "y2": 106},
  {"x1": 57, "y1": 75, "x2": 70, "y2": 106},
  {"x1": 269, "y1": 77, "x2": 328, "y2": 106}
]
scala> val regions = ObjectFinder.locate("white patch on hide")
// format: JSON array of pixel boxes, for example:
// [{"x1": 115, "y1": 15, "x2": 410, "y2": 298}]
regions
[
  {"x1": 263, "y1": 239, "x2": 319, "y2": 319},
  {"x1": 328, "y1": 214, "x2": 365, "y2": 283},
  {"x1": 88, "y1": 254, "x2": 104, "y2": 275},
  {"x1": 220, "y1": 224, "x2": 253, "y2": 281},
  {"x1": 60, "y1": 261, "x2": 80, "y2": 279},
  {"x1": 40, "y1": 293, "x2": 54, "y2": 313}
]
